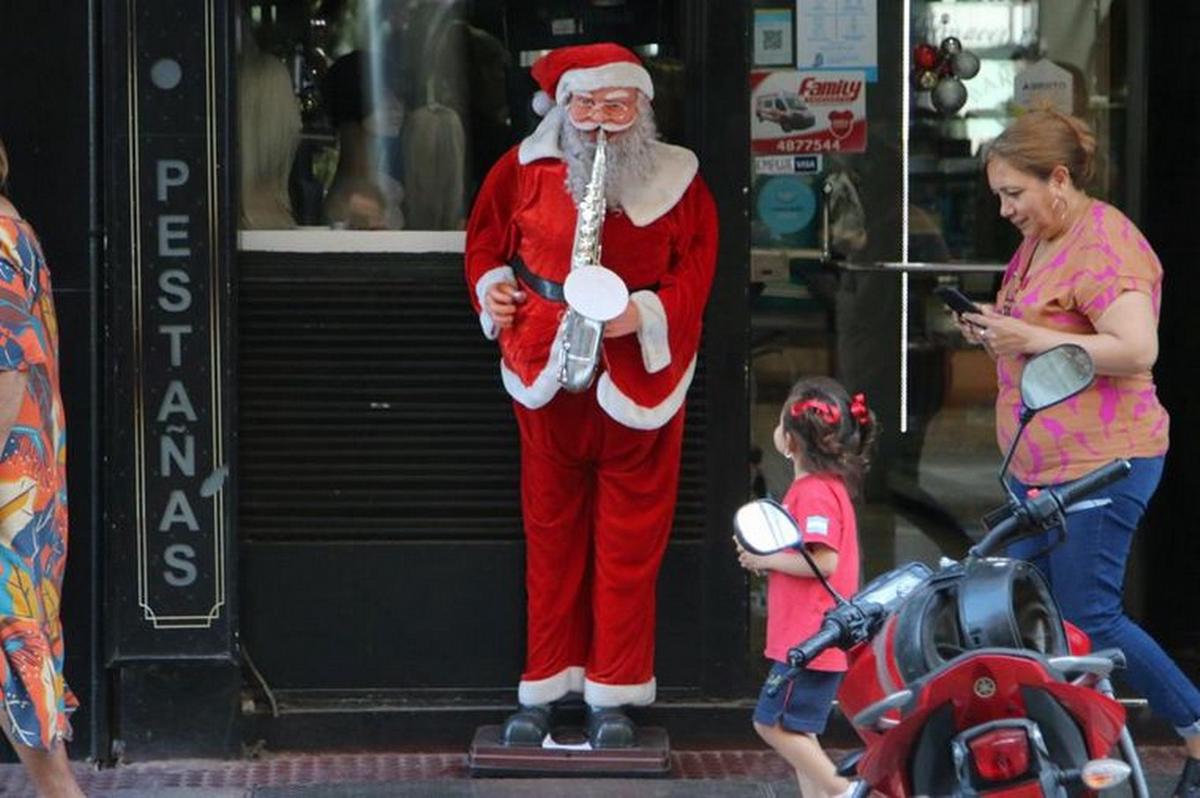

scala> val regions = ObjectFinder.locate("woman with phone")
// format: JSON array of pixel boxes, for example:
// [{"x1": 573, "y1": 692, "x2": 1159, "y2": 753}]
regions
[{"x1": 958, "y1": 108, "x2": 1200, "y2": 797}]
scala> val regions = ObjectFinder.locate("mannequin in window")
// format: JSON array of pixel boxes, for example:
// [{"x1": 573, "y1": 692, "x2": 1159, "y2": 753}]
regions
[
  {"x1": 238, "y1": 49, "x2": 303, "y2": 229},
  {"x1": 322, "y1": 50, "x2": 407, "y2": 230}
]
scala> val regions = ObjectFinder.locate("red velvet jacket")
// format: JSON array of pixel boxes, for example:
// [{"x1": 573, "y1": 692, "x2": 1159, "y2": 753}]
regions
[{"x1": 465, "y1": 143, "x2": 718, "y2": 430}]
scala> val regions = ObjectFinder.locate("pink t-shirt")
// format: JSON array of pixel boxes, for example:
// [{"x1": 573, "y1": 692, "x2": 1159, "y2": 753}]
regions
[
  {"x1": 765, "y1": 473, "x2": 860, "y2": 671},
  {"x1": 995, "y1": 200, "x2": 1169, "y2": 484}
]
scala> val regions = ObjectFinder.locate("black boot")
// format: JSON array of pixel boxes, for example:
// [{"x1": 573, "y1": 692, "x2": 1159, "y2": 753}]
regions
[
  {"x1": 500, "y1": 703, "x2": 552, "y2": 746},
  {"x1": 585, "y1": 704, "x2": 636, "y2": 749},
  {"x1": 1175, "y1": 757, "x2": 1200, "y2": 798}
]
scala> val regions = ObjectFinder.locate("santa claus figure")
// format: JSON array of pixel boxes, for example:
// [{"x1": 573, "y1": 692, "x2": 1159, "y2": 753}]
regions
[{"x1": 465, "y1": 42, "x2": 717, "y2": 748}]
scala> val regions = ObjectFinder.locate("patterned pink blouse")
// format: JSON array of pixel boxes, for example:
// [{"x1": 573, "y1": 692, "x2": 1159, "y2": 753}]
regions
[{"x1": 994, "y1": 200, "x2": 1169, "y2": 485}]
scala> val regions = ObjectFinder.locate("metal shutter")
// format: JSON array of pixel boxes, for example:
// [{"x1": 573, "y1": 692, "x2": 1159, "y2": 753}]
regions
[{"x1": 236, "y1": 251, "x2": 707, "y2": 541}]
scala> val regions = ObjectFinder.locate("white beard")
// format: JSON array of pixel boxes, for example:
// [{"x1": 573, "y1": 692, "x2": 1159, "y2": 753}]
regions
[{"x1": 561, "y1": 96, "x2": 659, "y2": 208}]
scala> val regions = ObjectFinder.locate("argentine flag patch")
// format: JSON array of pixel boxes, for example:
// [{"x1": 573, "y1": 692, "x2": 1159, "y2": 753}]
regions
[{"x1": 804, "y1": 515, "x2": 830, "y2": 536}]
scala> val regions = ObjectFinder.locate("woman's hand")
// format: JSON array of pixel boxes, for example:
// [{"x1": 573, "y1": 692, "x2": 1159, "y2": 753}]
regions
[
  {"x1": 953, "y1": 302, "x2": 992, "y2": 346},
  {"x1": 962, "y1": 307, "x2": 1049, "y2": 358},
  {"x1": 484, "y1": 282, "x2": 526, "y2": 330},
  {"x1": 602, "y1": 299, "x2": 641, "y2": 338}
]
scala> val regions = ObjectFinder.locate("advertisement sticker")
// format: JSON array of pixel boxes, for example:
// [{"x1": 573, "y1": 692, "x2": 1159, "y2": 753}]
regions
[
  {"x1": 754, "y1": 8, "x2": 795, "y2": 67},
  {"x1": 751, "y1": 69, "x2": 867, "y2": 155},
  {"x1": 796, "y1": 0, "x2": 878, "y2": 81},
  {"x1": 1013, "y1": 59, "x2": 1074, "y2": 114},
  {"x1": 754, "y1": 154, "x2": 823, "y2": 175}
]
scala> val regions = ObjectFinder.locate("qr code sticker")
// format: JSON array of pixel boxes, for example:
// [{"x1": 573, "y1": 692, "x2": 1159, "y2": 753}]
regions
[{"x1": 762, "y1": 29, "x2": 783, "y2": 51}]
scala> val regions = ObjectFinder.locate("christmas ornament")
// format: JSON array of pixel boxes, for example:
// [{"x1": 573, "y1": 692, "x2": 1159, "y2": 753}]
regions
[
  {"x1": 932, "y1": 76, "x2": 968, "y2": 114},
  {"x1": 939, "y1": 36, "x2": 963, "y2": 57},
  {"x1": 914, "y1": 43, "x2": 939, "y2": 71},
  {"x1": 952, "y1": 50, "x2": 981, "y2": 80},
  {"x1": 912, "y1": 37, "x2": 982, "y2": 116}
]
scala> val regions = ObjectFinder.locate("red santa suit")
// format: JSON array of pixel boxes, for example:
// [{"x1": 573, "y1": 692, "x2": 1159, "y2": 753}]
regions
[{"x1": 465, "y1": 45, "x2": 718, "y2": 709}]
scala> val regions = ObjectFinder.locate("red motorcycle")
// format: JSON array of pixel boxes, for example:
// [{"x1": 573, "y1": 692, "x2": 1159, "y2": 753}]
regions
[{"x1": 735, "y1": 344, "x2": 1149, "y2": 797}]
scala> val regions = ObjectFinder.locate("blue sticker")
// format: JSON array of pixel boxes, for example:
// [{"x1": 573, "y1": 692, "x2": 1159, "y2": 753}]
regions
[{"x1": 756, "y1": 176, "x2": 817, "y2": 237}]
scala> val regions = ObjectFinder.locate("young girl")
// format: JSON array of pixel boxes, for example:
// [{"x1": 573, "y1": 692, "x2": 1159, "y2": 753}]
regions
[{"x1": 737, "y1": 376, "x2": 878, "y2": 798}]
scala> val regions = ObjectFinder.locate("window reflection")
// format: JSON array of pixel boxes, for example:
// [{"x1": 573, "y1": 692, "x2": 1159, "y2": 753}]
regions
[
  {"x1": 239, "y1": 46, "x2": 303, "y2": 229},
  {"x1": 238, "y1": 0, "x2": 516, "y2": 233},
  {"x1": 322, "y1": 49, "x2": 409, "y2": 229},
  {"x1": 900, "y1": 0, "x2": 1130, "y2": 534}
]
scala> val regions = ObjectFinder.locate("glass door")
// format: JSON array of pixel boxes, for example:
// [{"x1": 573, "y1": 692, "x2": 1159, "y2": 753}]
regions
[
  {"x1": 901, "y1": 0, "x2": 1132, "y2": 541},
  {"x1": 746, "y1": 0, "x2": 1135, "y2": 644}
]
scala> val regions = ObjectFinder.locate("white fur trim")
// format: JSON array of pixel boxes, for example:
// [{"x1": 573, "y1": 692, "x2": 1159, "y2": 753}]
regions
[
  {"x1": 595, "y1": 355, "x2": 695, "y2": 430},
  {"x1": 618, "y1": 142, "x2": 698, "y2": 227},
  {"x1": 498, "y1": 315, "x2": 569, "y2": 408},
  {"x1": 475, "y1": 265, "x2": 516, "y2": 340},
  {"x1": 630, "y1": 290, "x2": 670, "y2": 373},
  {"x1": 518, "y1": 666, "x2": 586, "y2": 706},
  {"x1": 555, "y1": 62, "x2": 654, "y2": 106},
  {"x1": 500, "y1": 359, "x2": 561, "y2": 409},
  {"x1": 584, "y1": 676, "x2": 656, "y2": 708},
  {"x1": 518, "y1": 105, "x2": 566, "y2": 164},
  {"x1": 531, "y1": 90, "x2": 554, "y2": 117}
]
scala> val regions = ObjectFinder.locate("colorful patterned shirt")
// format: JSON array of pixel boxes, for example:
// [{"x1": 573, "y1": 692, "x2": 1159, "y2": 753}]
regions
[
  {"x1": 994, "y1": 200, "x2": 1169, "y2": 485},
  {"x1": 0, "y1": 215, "x2": 75, "y2": 750}
]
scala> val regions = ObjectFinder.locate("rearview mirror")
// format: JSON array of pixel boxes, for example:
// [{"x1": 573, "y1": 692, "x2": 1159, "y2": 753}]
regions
[
  {"x1": 996, "y1": 343, "x2": 1096, "y2": 504},
  {"x1": 733, "y1": 499, "x2": 802, "y2": 555},
  {"x1": 1020, "y1": 344, "x2": 1094, "y2": 412}
]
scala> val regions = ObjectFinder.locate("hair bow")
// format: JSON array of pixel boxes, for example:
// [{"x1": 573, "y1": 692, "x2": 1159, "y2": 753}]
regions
[
  {"x1": 790, "y1": 398, "x2": 841, "y2": 425},
  {"x1": 849, "y1": 393, "x2": 870, "y2": 426}
]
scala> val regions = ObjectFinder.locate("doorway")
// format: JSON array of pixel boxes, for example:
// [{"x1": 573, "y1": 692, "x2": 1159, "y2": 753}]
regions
[{"x1": 234, "y1": 0, "x2": 751, "y2": 748}]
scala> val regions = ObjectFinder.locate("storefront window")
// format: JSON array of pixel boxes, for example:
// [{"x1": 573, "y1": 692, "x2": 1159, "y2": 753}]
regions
[{"x1": 237, "y1": 0, "x2": 519, "y2": 240}]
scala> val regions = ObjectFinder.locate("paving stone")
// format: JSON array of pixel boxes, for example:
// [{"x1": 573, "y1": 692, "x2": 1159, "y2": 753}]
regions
[
  {"x1": 258, "y1": 781, "x2": 793, "y2": 797},
  {"x1": 0, "y1": 748, "x2": 1184, "y2": 797}
]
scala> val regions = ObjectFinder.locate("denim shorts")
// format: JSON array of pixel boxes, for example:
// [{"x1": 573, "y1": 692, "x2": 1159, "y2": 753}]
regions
[{"x1": 753, "y1": 661, "x2": 844, "y2": 734}]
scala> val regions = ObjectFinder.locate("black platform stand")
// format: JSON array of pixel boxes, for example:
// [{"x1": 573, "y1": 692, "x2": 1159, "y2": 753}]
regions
[{"x1": 468, "y1": 725, "x2": 671, "y2": 776}]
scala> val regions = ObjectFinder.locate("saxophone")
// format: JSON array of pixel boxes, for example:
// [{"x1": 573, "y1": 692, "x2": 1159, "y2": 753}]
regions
[{"x1": 557, "y1": 129, "x2": 628, "y2": 393}]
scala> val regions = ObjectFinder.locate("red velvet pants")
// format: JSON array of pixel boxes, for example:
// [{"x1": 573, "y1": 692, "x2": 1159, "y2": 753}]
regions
[{"x1": 513, "y1": 388, "x2": 685, "y2": 708}]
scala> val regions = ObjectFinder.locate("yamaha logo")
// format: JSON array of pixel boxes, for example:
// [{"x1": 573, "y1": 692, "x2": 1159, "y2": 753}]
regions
[{"x1": 973, "y1": 677, "x2": 998, "y2": 698}]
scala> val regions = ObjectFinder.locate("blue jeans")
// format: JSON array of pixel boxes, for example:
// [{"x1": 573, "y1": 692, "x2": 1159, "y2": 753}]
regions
[{"x1": 1007, "y1": 456, "x2": 1200, "y2": 737}]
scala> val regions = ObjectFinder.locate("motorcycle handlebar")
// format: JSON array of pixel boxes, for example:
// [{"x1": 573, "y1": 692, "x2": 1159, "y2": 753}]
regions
[
  {"x1": 970, "y1": 458, "x2": 1132, "y2": 558},
  {"x1": 788, "y1": 620, "x2": 844, "y2": 667},
  {"x1": 1053, "y1": 459, "x2": 1132, "y2": 508},
  {"x1": 787, "y1": 600, "x2": 890, "y2": 667}
]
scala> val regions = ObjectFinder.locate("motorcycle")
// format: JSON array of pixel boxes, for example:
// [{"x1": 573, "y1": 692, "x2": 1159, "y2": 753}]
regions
[{"x1": 734, "y1": 344, "x2": 1149, "y2": 797}]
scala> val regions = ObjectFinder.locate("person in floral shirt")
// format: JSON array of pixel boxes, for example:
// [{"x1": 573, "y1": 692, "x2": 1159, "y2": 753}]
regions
[{"x1": 0, "y1": 138, "x2": 82, "y2": 797}]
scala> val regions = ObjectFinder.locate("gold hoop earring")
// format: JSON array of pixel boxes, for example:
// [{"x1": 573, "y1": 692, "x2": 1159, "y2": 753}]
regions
[{"x1": 1052, "y1": 195, "x2": 1067, "y2": 222}]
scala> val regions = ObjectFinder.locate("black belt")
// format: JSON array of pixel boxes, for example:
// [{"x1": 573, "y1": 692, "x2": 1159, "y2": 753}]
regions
[
  {"x1": 511, "y1": 255, "x2": 658, "y2": 302},
  {"x1": 512, "y1": 256, "x2": 566, "y2": 302}
]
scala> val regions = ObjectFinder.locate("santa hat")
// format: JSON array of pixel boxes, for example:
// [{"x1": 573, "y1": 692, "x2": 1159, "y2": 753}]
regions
[{"x1": 530, "y1": 42, "x2": 654, "y2": 116}]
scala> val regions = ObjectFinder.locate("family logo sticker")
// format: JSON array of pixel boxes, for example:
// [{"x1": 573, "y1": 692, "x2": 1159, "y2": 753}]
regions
[{"x1": 828, "y1": 110, "x2": 855, "y2": 140}]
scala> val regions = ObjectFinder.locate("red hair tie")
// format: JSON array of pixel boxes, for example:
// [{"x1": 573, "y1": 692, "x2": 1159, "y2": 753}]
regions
[
  {"x1": 849, "y1": 393, "x2": 870, "y2": 426},
  {"x1": 790, "y1": 399, "x2": 841, "y2": 425}
]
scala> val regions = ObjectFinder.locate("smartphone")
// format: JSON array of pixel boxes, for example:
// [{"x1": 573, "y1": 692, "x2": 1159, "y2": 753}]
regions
[{"x1": 933, "y1": 285, "x2": 982, "y2": 316}]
